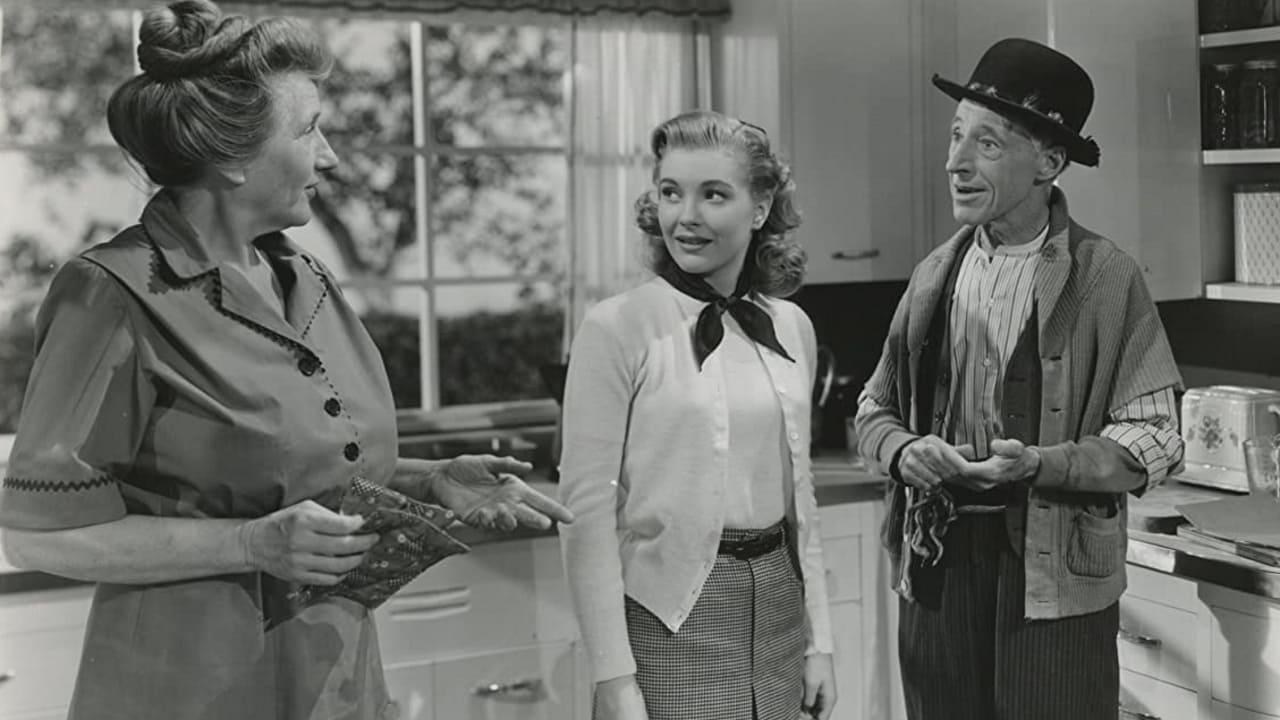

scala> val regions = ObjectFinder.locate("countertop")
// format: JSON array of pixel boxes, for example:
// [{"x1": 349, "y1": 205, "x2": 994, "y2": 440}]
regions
[
  {"x1": 0, "y1": 451, "x2": 887, "y2": 595},
  {"x1": 1126, "y1": 479, "x2": 1280, "y2": 601}
]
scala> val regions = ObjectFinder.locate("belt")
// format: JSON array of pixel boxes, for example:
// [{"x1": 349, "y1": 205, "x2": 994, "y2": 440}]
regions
[{"x1": 717, "y1": 525, "x2": 785, "y2": 561}]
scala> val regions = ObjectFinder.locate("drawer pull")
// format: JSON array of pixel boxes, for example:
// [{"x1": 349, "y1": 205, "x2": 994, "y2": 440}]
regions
[
  {"x1": 1118, "y1": 703, "x2": 1160, "y2": 720},
  {"x1": 0, "y1": 670, "x2": 13, "y2": 684},
  {"x1": 473, "y1": 677, "x2": 543, "y2": 701},
  {"x1": 832, "y1": 249, "x2": 880, "y2": 261},
  {"x1": 1118, "y1": 627, "x2": 1162, "y2": 648}
]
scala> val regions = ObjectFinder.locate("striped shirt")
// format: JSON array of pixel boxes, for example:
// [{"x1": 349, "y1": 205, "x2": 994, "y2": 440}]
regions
[{"x1": 944, "y1": 224, "x2": 1183, "y2": 490}]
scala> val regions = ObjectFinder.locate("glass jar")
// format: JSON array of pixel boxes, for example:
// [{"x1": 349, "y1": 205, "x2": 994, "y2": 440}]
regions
[
  {"x1": 1205, "y1": 63, "x2": 1239, "y2": 149},
  {"x1": 1202, "y1": 0, "x2": 1243, "y2": 32},
  {"x1": 1239, "y1": 59, "x2": 1280, "y2": 148}
]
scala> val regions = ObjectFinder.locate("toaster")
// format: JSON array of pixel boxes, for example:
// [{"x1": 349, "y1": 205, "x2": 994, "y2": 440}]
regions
[{"x1": 1178, "y1": 386, "x2": 1280, "y2": 492}]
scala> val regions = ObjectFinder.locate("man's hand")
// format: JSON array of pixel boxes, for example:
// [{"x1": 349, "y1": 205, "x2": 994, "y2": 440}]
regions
[
  {"x1": 897, "y1": 435, "x2": 976, "y2": 491},
  {"x1": 429, "y1": 454, "x2": 574, "y2": 531},
  {"x1": 964, "y1": 438, "x2": 1041, "y2": 486},
  {"x1": 803, "y1": 653, "x2": 837, "y2": 720}
]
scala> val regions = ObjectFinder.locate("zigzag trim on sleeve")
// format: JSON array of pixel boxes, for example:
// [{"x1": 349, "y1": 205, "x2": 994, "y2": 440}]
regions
[{"x1": 2, "y1": 475, "x2": 116, "y2": 493}]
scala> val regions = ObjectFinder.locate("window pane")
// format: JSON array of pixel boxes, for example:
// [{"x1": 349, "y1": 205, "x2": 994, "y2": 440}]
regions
[
  {"x1": 430, "y1": 153, "x2": 566, "y2": 279},
  {"x1": 426, "y1": 24, "x2": 568, "y2": 148},
  {"x1": 0, "y1": 150, "x2": 152, "y2": 284},
  {"x1": 303, "y1": 18, "x2": 414, "y2": 148},
  {"x1": 0, "y1": 289, "x2": 39, "y2": 433},
  {"x1": 0, "y1": 8, "x2": 136, "y2": 145},
  {"x1": 0, "y1": 149, "x2": 152, "y2": 431},
  {"x1": 346, "y1": 286, "x2": 424, "y2": 410},
  {"x1": 292, "y1": 152, "x2": 420, "y2": 282},
  {"x1": 436, "y1": 282, "x2": 563, "y2": 406}
]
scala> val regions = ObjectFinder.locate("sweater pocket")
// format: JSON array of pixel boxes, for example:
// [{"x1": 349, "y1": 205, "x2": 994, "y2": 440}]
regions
[{"x1": 1065, "y1": 505, "x2": 1123, "y2": 578}]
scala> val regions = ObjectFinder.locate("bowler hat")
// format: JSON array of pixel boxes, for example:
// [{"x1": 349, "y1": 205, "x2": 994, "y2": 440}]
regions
[{"x1": 933, "y1": 38, "x2": 1100, "y2": 167}]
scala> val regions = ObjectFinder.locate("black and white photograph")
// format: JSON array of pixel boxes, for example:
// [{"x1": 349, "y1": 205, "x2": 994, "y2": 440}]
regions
[{"x1": 0, "y1": 0, "x2": 1277, "y2": 718}]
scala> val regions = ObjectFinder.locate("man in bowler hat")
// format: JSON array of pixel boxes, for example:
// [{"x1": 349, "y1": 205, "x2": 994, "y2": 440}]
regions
[{"x1": 854, "y1": 38, "x2": 1186, "y2": 719}]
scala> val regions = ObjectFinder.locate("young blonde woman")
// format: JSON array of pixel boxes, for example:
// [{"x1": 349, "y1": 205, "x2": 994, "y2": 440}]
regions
[{"x1": 559, "y1": 110, "x2": 837, "y2": 720}]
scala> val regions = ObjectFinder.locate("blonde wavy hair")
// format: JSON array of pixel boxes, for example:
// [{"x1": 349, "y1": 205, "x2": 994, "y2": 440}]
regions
[{"x1": 634, "y1": 110, "x2": 806, "y2": 297}]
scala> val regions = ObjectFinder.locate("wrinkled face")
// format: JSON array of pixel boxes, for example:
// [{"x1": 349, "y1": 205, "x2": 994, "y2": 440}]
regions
[
  {"x1": 236, "y1": 72, "x2": 338, "y2": 233},
  {"x1": 656, "y1": 148, "x2": 768, "y2": 294},
  {"x1": 945, "y1": 100, "x2": 1047, "y2": 229}
]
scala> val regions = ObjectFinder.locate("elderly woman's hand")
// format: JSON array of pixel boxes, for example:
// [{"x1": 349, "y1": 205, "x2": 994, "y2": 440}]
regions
[
  {"x1": 240, "y1": 500, "x2": 379, "y2": 585},
  {"x1": 429, "y1": 454, "x2": 574, "y2": 531}
]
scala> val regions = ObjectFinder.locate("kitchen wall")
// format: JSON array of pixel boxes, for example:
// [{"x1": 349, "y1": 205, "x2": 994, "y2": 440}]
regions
[{"x1": 795, "y1": 281, "x2": 1280, "y2": 444}]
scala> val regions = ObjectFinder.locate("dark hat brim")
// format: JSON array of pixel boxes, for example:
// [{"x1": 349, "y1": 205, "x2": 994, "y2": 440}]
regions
[{"x1": 932, "y1": 74, "x2": 1100, "y2": 167}]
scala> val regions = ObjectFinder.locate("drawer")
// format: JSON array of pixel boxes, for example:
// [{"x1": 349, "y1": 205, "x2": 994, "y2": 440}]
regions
[
  {"x1": 1126, "y1": 565, "x2": 1199, "y2": 610},
  {"x1": 1120, "y1": 668, "x2": 1198, "y2": 720},
  {"x1": 432, "y1": 643, "x2": 578, "y2": 720},
  {"x1": 1210, "y1": 700, "x2": 1280, "y2": 719},
  {"x1": 822, "y1": 535, "x2": 862, "y2": 603},
  {"x1": 1210, "y1": 602, "x2": 1280, "y2": 716},
  {"x1": 818, "y1": 501, "x2": 876, "y2": 541},
  {"x1": 0, "y1": 588, "x2": 92, "y2": 717},
  {"x1": 375, "y1": 541, "x2": 538, "y2": 665},
  {"x1": 1117, "y1": 593, "x2": 1197, "y2": 690},
  {"x1": 383, "y1": 661, "x2": 433, "y2": 720}
]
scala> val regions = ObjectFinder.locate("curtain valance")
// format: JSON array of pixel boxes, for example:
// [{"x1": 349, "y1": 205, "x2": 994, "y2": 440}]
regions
[{"x1": 226, "y1": 0, "x2": 728, "y2": 18}]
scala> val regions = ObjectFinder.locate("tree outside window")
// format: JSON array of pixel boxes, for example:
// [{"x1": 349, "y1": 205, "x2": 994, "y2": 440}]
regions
[{"x1": 0, "y1": 6, "x2": 571, "y2": 432}]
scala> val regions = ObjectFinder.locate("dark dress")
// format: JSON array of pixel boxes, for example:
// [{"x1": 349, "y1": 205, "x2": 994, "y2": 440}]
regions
[{"x1": 0, "y1": 191, "x2": 400, "y2": 719}]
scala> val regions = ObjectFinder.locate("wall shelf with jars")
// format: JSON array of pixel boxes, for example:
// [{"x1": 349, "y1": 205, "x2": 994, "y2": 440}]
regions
[{"x1": 1199, "y1": 0, "x2": 1280, "y2": 303}]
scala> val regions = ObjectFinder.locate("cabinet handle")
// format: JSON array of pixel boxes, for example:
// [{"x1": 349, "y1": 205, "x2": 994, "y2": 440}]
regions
[
  {"x1": 1118, "y1": 627, "x2": 1162, "y2": 648},
  {"x1": 472, "y1": 677, "x2": 543, "y2": 701},
  {"x1": 832, "y1": 249, "x2": 880, "y2": 261},
  {"x1": 0, "y1": 670, "x2": 13, "y2": 684},
  {"x1": 1118, "y1": 703, "x2": 1161, "y2": 720}
]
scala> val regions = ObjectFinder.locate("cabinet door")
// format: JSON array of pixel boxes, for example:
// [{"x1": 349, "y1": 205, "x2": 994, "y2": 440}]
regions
[
  {"x1": 375, "y1": 540, "x2": 538, "y2": 666},
  {"x1": 1120, "y1": 668, "x2": 1199, "y2": 720},
  {"x1": 782, "y1": 0, "x2": 926, "y2": 283},
  {"x1": 384, "y1": 661, "x2": 434, "y2": 720},
  {"x1": 1208, "y1": 598, "x2": 1280, "y2": 715},
  {"x1": 432, "y1": 643, "x2": 578, "y2": 720},
  {"x1": 827, "y1": 600, "x2": 865, "y2": 720},
  {"x1": 1051, "y1": 0, "x2": 1203, "y2": 300},
  {"x1": 0, "y1": 587, "x2": 92, "y2": 719}
]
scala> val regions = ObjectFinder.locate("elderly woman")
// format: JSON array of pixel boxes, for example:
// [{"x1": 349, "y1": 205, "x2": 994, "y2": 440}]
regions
[
  {"x1": 0, "y1": 2, "x2": 570, "y2": 718},
  {"x1": 558, "y1": 111, "x2": 837, "y2": 720}
]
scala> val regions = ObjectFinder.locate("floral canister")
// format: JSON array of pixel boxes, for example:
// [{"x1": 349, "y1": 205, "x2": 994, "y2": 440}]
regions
[
  {"x1": 1234, "y1": 183, "x2": 1280, "y2": 284},
  {"x1": 1180, "y1": 386, "x2": 1280, "y2": 492}
]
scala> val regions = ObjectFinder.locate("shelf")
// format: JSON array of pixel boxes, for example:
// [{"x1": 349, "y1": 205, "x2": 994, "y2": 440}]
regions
[
  {"x1": 1201, "y1": 26, "x2": 1280, "y2": 48},
  {"x1": 1205, "y1": 282, "x2": 1280, "y2": 303},
  {"x1": 1203, "y1": 148, "x2": 1280, "y2": 164}
]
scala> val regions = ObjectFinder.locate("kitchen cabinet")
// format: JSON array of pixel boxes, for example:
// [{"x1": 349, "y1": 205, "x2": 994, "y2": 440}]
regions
[
  {"x1": 1203, "y1": 581, "x2": 1280, "y2": 719},
  {"x1": 0, "y1": 587, "x2": 92, "y2": 720},
  {"x1": 0, "y1": 494, "x2": 890, "y2": 720},
  {"x1": 1120, "y1": 564, "x2": 1205, "y2": 718},
  {"x1": 377, "y1": 536, "x2": 587, "y2": 720},
  {"x1": 768, "y1": 0, "x2": 936, "y2": 284},
  {"x1": 1119, "y1": 561, "x2": 1280, "y2": 719},
  {"x1": 1052, "y1": 0, "x2": 1205, "y2": 302}
]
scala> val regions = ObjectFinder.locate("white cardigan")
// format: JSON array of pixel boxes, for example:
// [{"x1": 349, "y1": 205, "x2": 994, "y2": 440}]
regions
[{"x1": 557, "y1": 277, "x2": 834, "y2": 683}]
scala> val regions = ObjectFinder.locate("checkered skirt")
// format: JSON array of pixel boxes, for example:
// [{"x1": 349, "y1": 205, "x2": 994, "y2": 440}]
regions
[{"x1": 617, "y1": 523, "x2": 806, "y2": 720}]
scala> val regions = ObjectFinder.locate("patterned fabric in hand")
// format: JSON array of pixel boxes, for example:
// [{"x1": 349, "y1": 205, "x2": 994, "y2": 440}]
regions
[{"x1": 291, "y1": 477, "x2": 470, "y2": 609}]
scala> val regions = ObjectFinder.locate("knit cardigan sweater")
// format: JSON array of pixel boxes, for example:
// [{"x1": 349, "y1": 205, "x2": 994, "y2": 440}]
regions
[{"x1": 856, "y1": 188, "x2": 1183, "y2": 620}]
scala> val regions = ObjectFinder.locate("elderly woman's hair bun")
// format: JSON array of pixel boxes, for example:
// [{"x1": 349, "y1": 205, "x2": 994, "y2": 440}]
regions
[
  {"x1": 107, "y1": 0, "x2": 331, "y2": 187},
  {"x1": 136, "y1": 0, "x2": 248, "y2": 81}
]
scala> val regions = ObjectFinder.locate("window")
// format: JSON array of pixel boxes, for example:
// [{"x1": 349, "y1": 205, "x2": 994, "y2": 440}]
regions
[{"x1": 0, "y1": 5, "x2": 576, "y2": 433}]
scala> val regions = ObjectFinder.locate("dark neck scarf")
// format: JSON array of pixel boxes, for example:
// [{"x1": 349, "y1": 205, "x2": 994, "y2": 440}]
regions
[{"x1": 659, "y1": 264, "x2": 795, "y2": 370}]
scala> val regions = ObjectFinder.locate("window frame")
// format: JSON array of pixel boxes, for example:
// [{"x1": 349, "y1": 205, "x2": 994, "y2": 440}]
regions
[{"x1": 0, "y1": 5, "x2": 576, "y2": 435}]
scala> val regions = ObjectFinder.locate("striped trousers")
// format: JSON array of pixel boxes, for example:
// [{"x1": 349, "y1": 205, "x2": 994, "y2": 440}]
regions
[{"x1": 899, "y1": 513, "x2": 1119, "y2": 720}]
